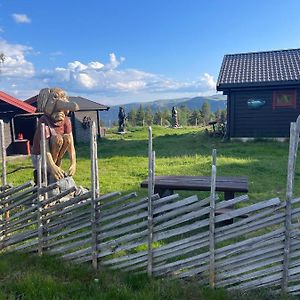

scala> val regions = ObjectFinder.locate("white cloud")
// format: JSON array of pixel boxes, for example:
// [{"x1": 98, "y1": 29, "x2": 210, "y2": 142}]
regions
[
  {"x1": 0, "y1": 39, "x2": 217, "y2": 104},
  {"x1": 12, "y1": 13, "x2": 31, "y2": 24},
  {"x1": 201, "y1": 73, "x2": 216, "y2": 90},
  {"x1": 0, "y1": 39, "x2": 35, "y2": 77}
]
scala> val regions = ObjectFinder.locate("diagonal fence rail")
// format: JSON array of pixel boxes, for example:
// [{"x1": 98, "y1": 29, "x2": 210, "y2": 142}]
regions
[{"x1": 1, "y1": 121, "x2": 300, "y2": 296}]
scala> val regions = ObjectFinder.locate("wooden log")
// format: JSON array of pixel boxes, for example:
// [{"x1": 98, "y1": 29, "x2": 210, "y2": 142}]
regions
[
  {"x1": 40, "y1": 123, "x2": 48, "y2": 188},
  {"x1": 0, "y1": 212, "x2": 38, "y2": 230},
  {"x1": 215, "y1": 202, "x2": 285, "y2": 236},
  {"x1": 209, "y1": 149, "x2": 217, "y2": 288},
  {"x1": 153, "y1": 251, "x2": 210, "y2": 276},
  {"x1": 216, "y1": 213, "x2": 285, "y2": 243},
  {"x1": 8, "y1": 205, "x2": 37, "y2": 221},
  {"x1": 154, "y1": 198, "x2": 205, "y2": 225},
  {"x1": 100, "y1": 229, "x2": 148, "y2": 250},
  {"x1": 41, "y1": 186, "x2": 77, "y2": 207},
  {"x1": 217, "y1": 264, "x2": 283, "y2": 288},
  {"x1": 154, "y1": 236, "x2": 209, "y2": 264},
  {"x1": 217, "y1": 255, "x2": 284, "y2": 281},
  {"x1": 0, "y1": 181, "x2": 34, "y2": 200},
  {"x1": 100, "y1": 194, "x2": 154, "y2": 218},
  {"x1": 154, "y1": 206, "x2": 210, "y2": 232},
  {"x1": 100, "y1": 201, "x2": 148, "y2": 223},
  {"x1": 5, "y1": 219, "x2": 38, "y2": 234},
  {"x1": 0, "y1": 120, "x2": 7, "y2": 188},
  {"x1": 154, "y1": 218, "x2": 209, "y2": 242},
  {"x1": 153, "y1": 231, "x2": 209, "y2": 259},
  {"x1": 50, "y1": 237, "x2": 92, "y2": 255},
  {"x1": 0, "y1": 192, "x2": 38, "y2": 213},
  {"x1": 43, "y1": 195, "x2": 91, "y2": 220},
  {"x1": 45, "y1": 221, "x2": 91, "y2": 243},
  {"x1": 36, "y1": 154, "x2": 43, "y2": 255},
  {"x1": 105, "y1": 252, "x2": 148, "y2": 269},
  {"x1": 98, "y1": 220, "x2": 148, "y2": 240},
  {"x1": 147, "y1": 126, "x2": 153, "y2": 277},
  {"x1": 47, "y1": 231, "x2": 91, "y2": 248},
  {"x1": 215, "y1": 228, "x2": 285, "y2": 259},
  {"x1": 216, "y1": 194, "x2": 249, "y2": 210},
  {"x1": 46, "y1": 209, "x2": 90, "y2": 230},
  {"x1": 177, "y1": 263, "x2": 210, "y2": 279},
  {"x1": 43, "y1": 190, "x2": 91, "y2": 213},
  {"x1": 99, "y1": 210, "x2": 148, "y2": 231},
  {"x1": 154, "y1": 194, "x2": 198, "y2": 215},
  {"x1": 0, "y1": 186, "x2": 37, "y2": 206},
  {"x1": 215, "y1": 197, "x2": 281, "y2": 223},
  {"x1": 216, "y1": 238, "x2": 284, "y2": 271},
  {"x1": 47, "y1": 216, "x2": 90, "y2": 235},
  {"x1": 100, "y1": 192, "x2": 137, "y2": 210},
  {"x1": 282, "y1": 122, "x2": 297, "y2": 292}
]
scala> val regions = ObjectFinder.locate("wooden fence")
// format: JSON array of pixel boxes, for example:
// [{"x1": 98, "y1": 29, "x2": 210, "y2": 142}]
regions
[{"x1": 1, "y1": 120, "x2": 300, "y2": 296}]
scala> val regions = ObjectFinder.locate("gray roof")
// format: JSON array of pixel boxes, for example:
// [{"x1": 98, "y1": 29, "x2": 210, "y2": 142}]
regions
[
  {"x1": 69, "y1": 96, "x2": 109, "y2": 111},
  {"x1": 217, "y1": 48, "x2": 300, "y2": 91}
]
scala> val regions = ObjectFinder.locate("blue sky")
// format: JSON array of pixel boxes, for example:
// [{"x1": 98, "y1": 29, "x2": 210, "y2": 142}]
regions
[{"x1": 0, "y1": 0, "x2": 300, "y2": 105}]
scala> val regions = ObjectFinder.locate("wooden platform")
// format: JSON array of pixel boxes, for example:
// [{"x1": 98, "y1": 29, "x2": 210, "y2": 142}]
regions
[{"x1": 141, "y1": 175, "x2": 248, "y2": 199}]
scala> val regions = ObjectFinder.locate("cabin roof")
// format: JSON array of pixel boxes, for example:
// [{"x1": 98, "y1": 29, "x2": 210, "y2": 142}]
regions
[
  {"x1": 0, "y1": 91, "x2": 36, "y2": 113},
  {"x1": 25, "y1": 95, "x2": 110, "y2": 111},
  {"x1": 217, "y1": 48, "x2": 300, "y2": 91}
]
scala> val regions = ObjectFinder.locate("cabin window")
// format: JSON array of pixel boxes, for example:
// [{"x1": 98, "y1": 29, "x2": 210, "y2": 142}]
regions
[{"x1": 272, "y1": 90, "x2": 297, "y2": 109}]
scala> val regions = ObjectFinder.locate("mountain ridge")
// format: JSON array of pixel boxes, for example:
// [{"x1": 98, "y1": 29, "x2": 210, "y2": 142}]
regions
[{"x1": 100, "y1": 94, "x2": 227, "y2": 126}]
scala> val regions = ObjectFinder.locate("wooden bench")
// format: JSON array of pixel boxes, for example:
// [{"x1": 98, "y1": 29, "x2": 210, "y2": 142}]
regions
[{"x1": 141, "y1": 175, "x2": 248, "y2": 200}]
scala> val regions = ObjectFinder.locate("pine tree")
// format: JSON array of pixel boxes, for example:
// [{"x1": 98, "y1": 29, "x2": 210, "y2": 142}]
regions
[
  {"x1": 144, "y1": 106, "x2": 153, "y2": 125},
  {"x1": 127, "y1": 108, "x2": 137, "y2": 126},
  {"x1": 201, "y1": 101, "x2": 211, "y2": 125},
  {"x1": 136, "y1": 105, "x2": 145, "y2": 126},
  {"x1": 153, "y1": 108, "x2": 163, "y2": 125}
]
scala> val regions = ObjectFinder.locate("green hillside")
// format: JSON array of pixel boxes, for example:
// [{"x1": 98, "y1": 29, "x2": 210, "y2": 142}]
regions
[{"x1": 101, "y1": 95, "x2": 226, "y2": 126}]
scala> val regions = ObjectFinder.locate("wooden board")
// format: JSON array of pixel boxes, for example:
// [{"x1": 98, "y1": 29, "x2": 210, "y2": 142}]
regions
[{"x1": 141, "y1": 176, "x2": 248, "y2": 193}]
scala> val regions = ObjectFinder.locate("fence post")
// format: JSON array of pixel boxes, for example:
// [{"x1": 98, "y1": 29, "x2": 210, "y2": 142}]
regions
[
  {"x1": 209, "y1": 149, "x2": 217, "y2": 288},
  {"x1": 0, "y1": 120, "x2": 7, "y2": 188},
  {"x1": 0, "y1": 120, "x2": 8, "y2": 239},
  {"x1": 37, "y1": 154, "x2": 43, "y2": 255},
  {"x1": 91, "y1": 122, "x2": 99, "y2": 269},
  {"x1": 37, "y1": 123, "x2": 48, "y2": 255},
  {"x1": 147, "y1": 126, "x2": 154, "y2": 277},
  {"x1": 282, "y1": 122, "x2": 298, "y2": 291}
]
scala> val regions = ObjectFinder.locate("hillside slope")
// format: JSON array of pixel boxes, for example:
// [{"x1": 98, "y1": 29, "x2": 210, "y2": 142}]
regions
[{"x1": 100, "y1": 94, "x2": 226, "y2": 126}]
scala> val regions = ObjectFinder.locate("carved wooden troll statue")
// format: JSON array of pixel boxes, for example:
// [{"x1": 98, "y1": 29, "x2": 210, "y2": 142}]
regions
[{"x1": 32, "y1": 88, "x2": 79, "y2": 184}]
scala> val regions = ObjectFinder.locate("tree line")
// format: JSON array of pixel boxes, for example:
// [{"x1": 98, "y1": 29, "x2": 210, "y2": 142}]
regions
[{"x1": 118, "y1": 101, "x2": 226, "y2": 127}]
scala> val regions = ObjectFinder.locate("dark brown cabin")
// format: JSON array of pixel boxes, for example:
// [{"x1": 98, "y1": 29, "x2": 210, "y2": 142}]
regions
[{"x1": 217, "y1": 48, "x2": 300, "y2": 138}]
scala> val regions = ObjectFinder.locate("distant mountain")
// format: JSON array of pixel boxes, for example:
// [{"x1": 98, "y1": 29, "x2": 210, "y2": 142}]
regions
[{"x1": 100, "y1": 94, "x2": 227, "y2": 126}]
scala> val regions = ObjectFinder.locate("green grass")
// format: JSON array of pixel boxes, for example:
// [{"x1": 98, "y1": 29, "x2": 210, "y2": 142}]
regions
[
  {"x1": 6, "y1": 125, "x2": 297, "y2": 201},
  {"x1": 0, "y1": 252, "x2": 294, "y2": 300},
  {"x1": 2, "y1": 125, "x2": 299, "y2": 299}
]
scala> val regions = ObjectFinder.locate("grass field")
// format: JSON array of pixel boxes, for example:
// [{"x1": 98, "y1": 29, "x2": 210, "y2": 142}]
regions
[
  {"x1": 1, "y1": 125, "x2": 299, "y2": 299},
  {"x1": 6, "y1": 125, "x2": 299, "y2": 202}
]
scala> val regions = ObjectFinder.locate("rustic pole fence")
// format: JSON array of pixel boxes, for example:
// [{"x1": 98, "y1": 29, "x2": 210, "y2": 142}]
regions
[
  {"x1": 0, "y1": 120, "x2": 7, "y2": 188},
  {"x1": 0, "y1": 119, "x2": 7, "y2": 238},
  {"x1": 209, "y1": 149, "x2": 217, "y2": 288},
  {"x1": 282, "y1": 120, "x2": 299, "y2": 291},
  {"x1": 147, "y1": 126, "x2": 154, "y2": 277},
  {"x1": 37, "y1": 123, "x2": 48, "y2": 255},
  {"x1": 91, "y1": 122, "x2": 99, "y2": 269}
]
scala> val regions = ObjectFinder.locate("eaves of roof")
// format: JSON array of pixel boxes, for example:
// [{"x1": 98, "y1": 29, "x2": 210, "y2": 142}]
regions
[{"x1": 0, "y1": 91, "x2": 36, "y2": 113}]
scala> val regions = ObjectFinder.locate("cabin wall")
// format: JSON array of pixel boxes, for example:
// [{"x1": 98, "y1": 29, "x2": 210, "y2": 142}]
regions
[
  {"x1": 73, "y1": 111, "x2": 98, "y2": 143},
  {"x1": 229, "y1": 88, "x2": 300, "y2": 137}
]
